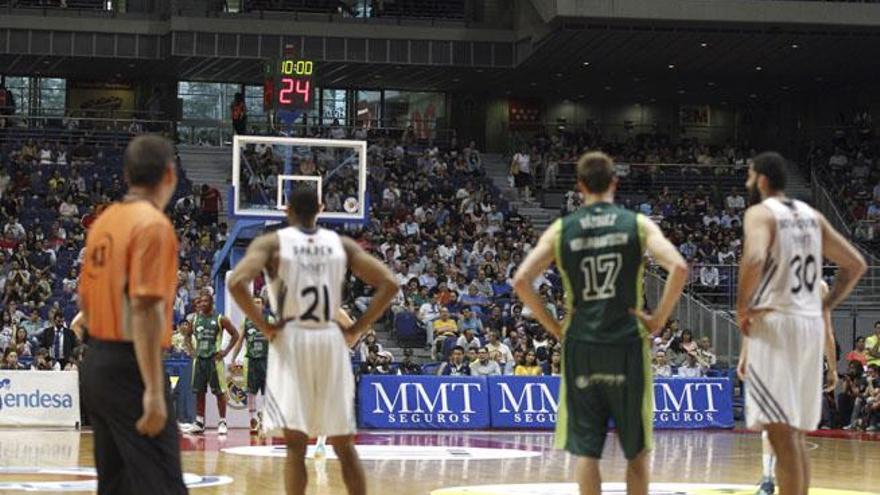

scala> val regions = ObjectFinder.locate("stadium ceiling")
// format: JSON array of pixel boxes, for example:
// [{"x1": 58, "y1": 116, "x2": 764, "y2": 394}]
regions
[{"x1": 2, "y1": 21, "x2": 879, "y2": 102}]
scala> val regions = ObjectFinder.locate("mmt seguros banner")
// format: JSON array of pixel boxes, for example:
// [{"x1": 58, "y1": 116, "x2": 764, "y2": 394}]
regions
[{"x1": 358, "y1": 375, "x2": 732, "y2": 430}]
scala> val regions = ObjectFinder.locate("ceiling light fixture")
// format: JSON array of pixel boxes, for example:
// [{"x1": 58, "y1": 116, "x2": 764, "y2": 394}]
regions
[
  {"x1": 700, "y1": 42, "x2": 708, "y2": 48},
  {"x1": 791, "y1": 43, "x2": 799, "y2": 49},
  {"x1": 755, "y1": 66, "x2": 763, "y2": 71},
  {"x1": 668, "y1": 64, "x2": 675, "y2": 69},
  {"x1": 583, "y1": 62, "x2": 590, "y2": 66}
]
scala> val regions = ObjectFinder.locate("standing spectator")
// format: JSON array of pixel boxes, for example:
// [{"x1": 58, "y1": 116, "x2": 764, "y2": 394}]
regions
[
  {"x1": 511, "y1": 147, "x2": 532, "y2": 202},
  {"x1": 866, "y1": 322, "x2": 880, "y2": 367},
  {"x1": 199, "y1": 184, "x2": 221, "y2": 226},
  {"x1": 231, "y1": 92, "x2": 247, "y2": 135},
  {"x1": 437, "y1": 346, "x2": 470, "y2": 376},
  {"x1": 39, "y1": 314, "x2": 78, "y2": 368},
  {"x1": 470, "y1": 347, "x2": 501, "y2": 376},
  {"x1": 0, "y1": 81, "x2": 14, "y2": 129}
]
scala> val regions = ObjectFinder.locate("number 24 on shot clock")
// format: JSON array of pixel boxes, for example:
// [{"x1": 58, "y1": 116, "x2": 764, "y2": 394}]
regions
[{"x1": 264, "y1": 56, "x2": 314, "y2": 111}]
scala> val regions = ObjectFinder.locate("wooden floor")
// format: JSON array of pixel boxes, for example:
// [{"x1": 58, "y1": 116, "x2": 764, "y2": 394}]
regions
[{"x1": 1, "y1": 428, "x2": 879, "y2": 494}]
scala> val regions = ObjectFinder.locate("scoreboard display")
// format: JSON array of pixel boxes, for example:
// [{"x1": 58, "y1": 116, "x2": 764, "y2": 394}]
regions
[{"x1": 264, "y1": 55, "x2": 314, "y2": 111}]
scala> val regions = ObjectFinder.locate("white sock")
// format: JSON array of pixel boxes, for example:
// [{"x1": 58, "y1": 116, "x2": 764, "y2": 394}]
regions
[{"x1": 762, "y1": 453, "x2": 776, "y2": 480}]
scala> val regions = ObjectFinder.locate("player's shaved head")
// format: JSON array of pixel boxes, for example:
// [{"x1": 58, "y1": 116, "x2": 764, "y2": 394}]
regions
[{"x1": 288, "y1": 185, "x2": 321, "y2": 225}]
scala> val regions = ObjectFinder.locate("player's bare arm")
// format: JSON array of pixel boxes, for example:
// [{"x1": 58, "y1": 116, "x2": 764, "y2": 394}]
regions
[
  {"x1": 737, "y1": 339, "x2": 749, "y2": 381},
  {"x1": 218, "y1": 315, "x2": 240, "y2": 362},
  {"x1": 130, "y1": 294, "x2": 168, "y2": 437},
  {"x1": 821, "y1": 282, "x2": 838, "y2": 392},
  {"x1": 512, "y1": 221, "x2": 561, "y2": 338},
  {"x1": 71, "y1": 311, "x2": 86, "y2": 341},
  {"x1": 634, "y1": 215, "x2": 688, "y2": 335},
  {"x1": 181, "y1": 320, "x2": 195, "y2": 356},
  {"x1": 228, "y1": 232, "x2": 288, "y2": 340},
  {"x1": 341, "y1": 236, "x2": 397, "y2": 344},
  {"x1": 736, "y1": 204, "x2": 774, "y2": 335},
  {"x1": 818, "y1": 213, "x2": 867, "y2": 310}
]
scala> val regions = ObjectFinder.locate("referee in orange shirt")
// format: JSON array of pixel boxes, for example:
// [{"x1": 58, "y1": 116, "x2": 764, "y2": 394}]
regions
[{"x1": 78, "y1": 135, "x2": 187, "y2": 495}]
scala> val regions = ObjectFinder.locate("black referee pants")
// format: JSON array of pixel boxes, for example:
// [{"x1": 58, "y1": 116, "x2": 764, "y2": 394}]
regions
[{"x1": 81, "y1": 340, "x2": 188, "y2": 495}]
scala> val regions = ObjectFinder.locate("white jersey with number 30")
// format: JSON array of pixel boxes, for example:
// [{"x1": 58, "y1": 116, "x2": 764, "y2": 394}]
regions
[
  {"x1": 751, "y1": 197, "x2": 823, "y2": 317},
  {"x1": 266, "y1": 226, "x2": 347, "y2": 329}
]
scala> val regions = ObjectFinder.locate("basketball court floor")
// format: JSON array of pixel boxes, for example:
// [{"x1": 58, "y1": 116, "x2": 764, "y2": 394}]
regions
[{"x1": 0, "y1": 428, "x2": 877, "y2": 494}]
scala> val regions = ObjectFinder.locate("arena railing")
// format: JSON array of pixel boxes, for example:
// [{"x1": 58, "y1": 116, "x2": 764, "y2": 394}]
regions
[
  {"x1": 177, "y1": 119, "x2": 456, "y2": 147},
  {"x1": 180, "y1": 0, "x2": 473, "y2": 22},
  {"x1": 0, "y1": 0, "x2": 116, "y2": 12},
  {"x1": 1, "y1": 114, "x2": 175, "y2": 146}
]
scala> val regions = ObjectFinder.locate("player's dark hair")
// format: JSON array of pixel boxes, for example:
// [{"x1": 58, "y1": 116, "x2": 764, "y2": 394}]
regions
[
  {"x1": 751, "y1": 152, "x2": 787, "y2": 192},
  {"x1": 288, "y1": 185, "x2": 321, "y2": 221},
  {"x1": 576, "y1": 151, "x2": 616, "y2": 193},
  {"x1": 123, "y1": 135, "x2": 174, "y2": 188}
]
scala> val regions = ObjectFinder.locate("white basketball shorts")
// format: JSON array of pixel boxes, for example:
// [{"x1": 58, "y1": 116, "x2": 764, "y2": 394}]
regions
[
  {"x1": 745, "y1": 312, "x2": 824, "y2": 432},
  {"x1": 263, "y1": 324, "x2": 356, "y2": 438}
]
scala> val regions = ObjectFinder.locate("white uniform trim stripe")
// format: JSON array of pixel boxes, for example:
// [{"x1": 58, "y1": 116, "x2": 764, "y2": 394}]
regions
[{"x1": 747, "y1": 364, "x2": 789, "y2": 423}]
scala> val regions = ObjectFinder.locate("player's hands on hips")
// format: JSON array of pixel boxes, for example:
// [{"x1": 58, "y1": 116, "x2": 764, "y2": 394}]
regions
[
  {"x1": 136, "y1": 391, "x2": 167, "y2": 437},
  {"x1": 630, "y1": 308, "x2": 665, "y2": 336},
  {"x1": 258, "y1": 317, "x2": 294, "y2": 342},
  {"x1": 736, "y1": 356, "x2": 747, "y2": 381}
]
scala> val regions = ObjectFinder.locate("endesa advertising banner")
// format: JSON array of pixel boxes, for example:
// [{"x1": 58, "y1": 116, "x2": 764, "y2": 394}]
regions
[
  {"x1": 357, "y1": 376, "x2": 733, "y2": 430},
  {"x1": 0, "y1": 371, "x2": 81, "y2": 427}
]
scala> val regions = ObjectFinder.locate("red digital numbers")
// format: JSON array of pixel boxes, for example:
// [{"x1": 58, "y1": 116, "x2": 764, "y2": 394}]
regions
[{"x1": 278, "y1": 77, "x2": 311, "y2": 107}]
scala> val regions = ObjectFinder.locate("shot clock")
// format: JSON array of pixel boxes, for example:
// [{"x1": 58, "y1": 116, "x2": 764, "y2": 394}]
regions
[{"x1": 264, "y1": 55, "x2": 314, "y2": 111}]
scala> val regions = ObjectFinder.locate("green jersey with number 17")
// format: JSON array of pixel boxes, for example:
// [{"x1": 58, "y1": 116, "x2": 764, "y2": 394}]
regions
[{"x1": 555, "y1": 202, "x2": 647, "y2": 343}]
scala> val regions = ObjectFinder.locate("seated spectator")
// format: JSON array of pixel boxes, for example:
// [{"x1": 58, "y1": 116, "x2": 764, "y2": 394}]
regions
[
  {"x1": 679, "y1": 329, "x2": 698, "y2": 354},
  {"x1": 846, "y1": 336, "x2": 868, "y2": 368},
  {"x1": 514, "y1": 350, "x2": 543, "y2": 376},
  {"x1": 437, "y1": 346, "x2": 471, "y2": 376},
  {"x1": 358, "y1": 332, "x2": 383, "y2": 361},
  {"x1": 471, "y1": 347, "x2": 501, "y2": 376},
  {"x1": 30, "y1": 348, "x2": 60, "y2": 371},
  {"x1": 653, "y1": 350, "x2": 673, "y2": 378},
  {"x1": 455, "y1": 328, "x2": 481, "y2": 352},
  {"x1": 486, "y1": 331, "x2": 513, "y2": 364},
  {"x1": 695, "y1": 336, "x2": 717, "y2": 369},
  {"x1": 699, "y1": 262, "x2": 720, "y2": 291},
  {"x1": 39, "y1": 141, "x2": 54, "y2": 166},
  {"x1": 360, "y1": 346, "x2": 393, "y2": 375},
  {"x1": 397, "y1": 349, "x2": 422, "y2": 375},
  {"x1": 64, "y1": 345, "x2": 85, "y2": 372},
  {"x1": 11, "y1": 327, "x2": 31, "y2": 358},
  {"x1": 1, "y1": 348, "x2": 26, "y2": 370},
  {"x1": 677, "y1": 352, "x2": 705, "y2": 378},
  {"x1": 544, "y1": 349, "x2": 562, "y2": 376},
  {"x1": 459, "y1": 284, "x2": 490, "y2": 314},
  {"x1": 457, "y1": 308, "x2": 484, "y2": 336},
  {"x1": 504, "y1": 348, "x2": 524, "y2": 375},
  {"x1": 20, "y1": 309, "x2": 45, "y2": 337},
  {"x1": 431, "y1": 308, "x2": 459, "y2": 359},
  {"x1": 71, "y1": 138, "x2": 95, "y2": 166},
  {"x1": 59, "y1": 194, "x2": 80, "y2": 220},
  {"x1": 841, "y1": 361, "x2": 867, "y2": 429}
]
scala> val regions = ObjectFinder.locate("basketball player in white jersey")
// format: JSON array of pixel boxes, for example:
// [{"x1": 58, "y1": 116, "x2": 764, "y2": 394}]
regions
[
  {"x1": 738, "y1": 280, "x2": 838, "y2": 495},
  {"x1": 737, "y1": 152, "x2": 865, "y2": 495},
  {"x1": 227, "y1": 186, "x2": 398, "y2": 495}
]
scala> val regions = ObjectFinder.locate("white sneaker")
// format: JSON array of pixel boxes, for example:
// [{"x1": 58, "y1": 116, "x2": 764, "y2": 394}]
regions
[
  {"x1": 217, "y1": 420, "x2": 228, "y2": 436},
  {"x1": 189, "y1": 421, "x2": 205, "y2": 435},
  {"x1": 314, "y1": 442, "x2": 326, "y2": 459}
]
